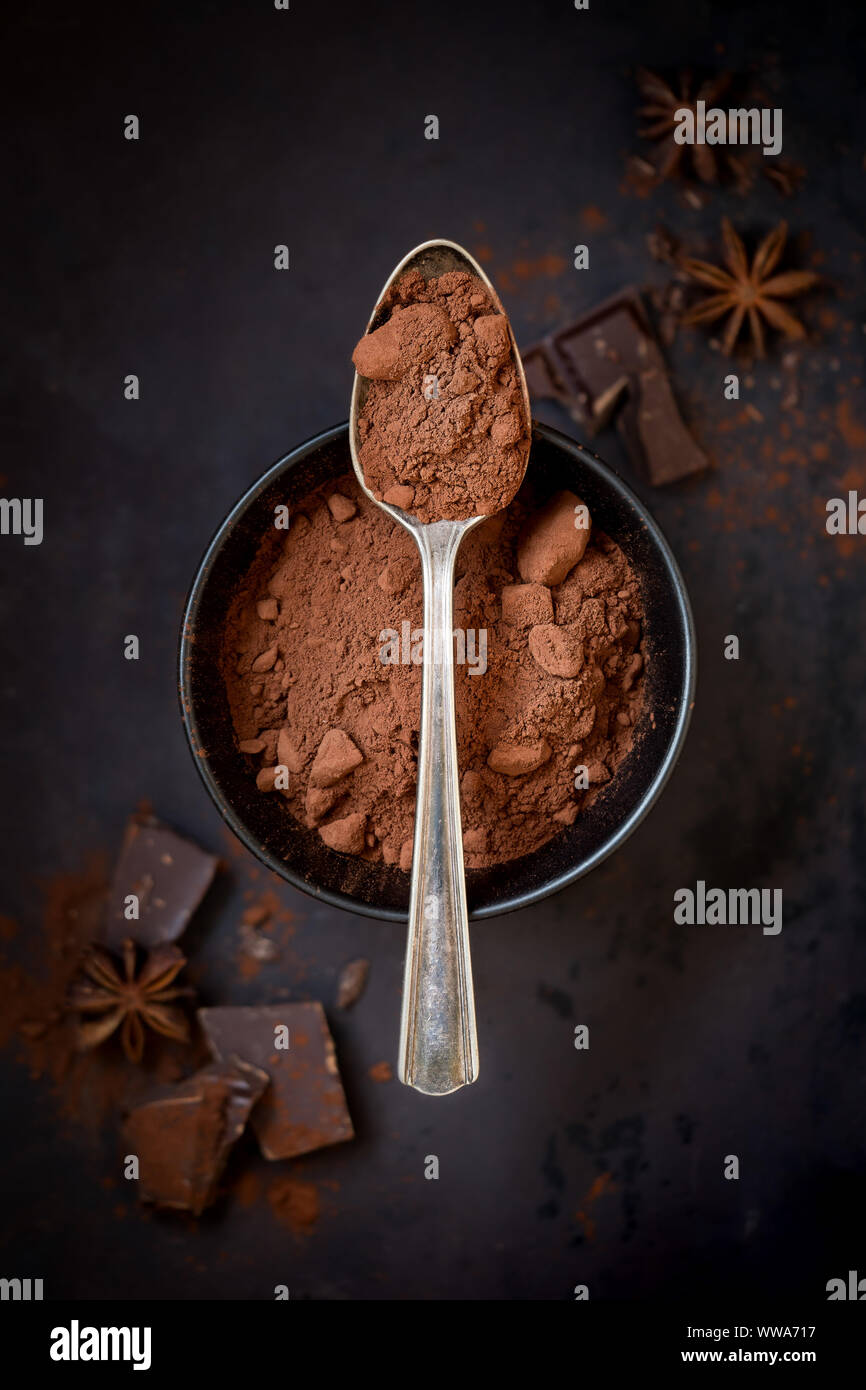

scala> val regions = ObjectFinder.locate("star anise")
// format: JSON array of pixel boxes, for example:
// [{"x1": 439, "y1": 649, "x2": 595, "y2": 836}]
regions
[
  {"x1": 68, "y1": 939, "x2": 193, "y2": 1063},
  {"x1": 636, "y1": 67, "x2": 752, "y2": 189},
  {"x1": 680, "y1": 219, "x2": 819, "y2": 357}
]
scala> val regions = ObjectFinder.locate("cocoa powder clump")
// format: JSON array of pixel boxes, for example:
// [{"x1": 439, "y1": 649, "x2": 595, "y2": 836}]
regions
[
  {"x1": 221, "y1": 475, "x2": 647, "y2": 871},
  {"x1": 352, "y1": 268, "x2": 530, "y2": 523}
]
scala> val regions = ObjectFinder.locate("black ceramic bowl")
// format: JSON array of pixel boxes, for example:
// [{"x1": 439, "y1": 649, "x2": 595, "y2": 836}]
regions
[{"x1": 179, "y1": 421, "x2": 695, "y2": 921}]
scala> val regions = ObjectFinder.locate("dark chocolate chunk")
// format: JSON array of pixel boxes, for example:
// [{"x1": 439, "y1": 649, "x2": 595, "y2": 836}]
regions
[
  {"x1": 522, "y1": 346, "x2": 590, "y2": 429},
  {"x1": 198, "y1": 1002, "x2": 354, "y2": 1161},
  {"x1": 523, "y1": 290, "x2": 710, "y2": 486},
  {"x1": 335, "y1": 957, "x2": 370, "y2": 1010},
  {"x1": 124, "y1": 1057, "x2": 268, "y2": 1215},
  {"x1": 104, "y1": 815, "x2": 219, "y2": 949}
]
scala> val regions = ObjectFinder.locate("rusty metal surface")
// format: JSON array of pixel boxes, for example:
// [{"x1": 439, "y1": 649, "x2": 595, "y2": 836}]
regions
[{"x1": 0, "y1": 0, "x2": 864, "y2": 1299}]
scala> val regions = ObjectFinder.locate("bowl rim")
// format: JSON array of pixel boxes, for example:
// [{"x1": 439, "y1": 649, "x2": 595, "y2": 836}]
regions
[{"x1": 178, "y1": 420, "x2": 696, "y2": 923}]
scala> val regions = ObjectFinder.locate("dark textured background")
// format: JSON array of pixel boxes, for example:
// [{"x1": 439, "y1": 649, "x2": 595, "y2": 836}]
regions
[{"x1": 1, "y1": 0, "x2": 864, "y2": 1300}]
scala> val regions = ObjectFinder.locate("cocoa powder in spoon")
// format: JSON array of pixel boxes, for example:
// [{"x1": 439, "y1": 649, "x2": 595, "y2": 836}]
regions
[{"x1": 352, "y1": 268, "x2": 530, "y2": 523}]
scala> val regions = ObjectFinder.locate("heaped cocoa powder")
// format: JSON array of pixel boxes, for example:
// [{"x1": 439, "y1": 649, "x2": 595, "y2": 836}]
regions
[
  {"x1": 221, "y1": 476, "x2": 646, "y2": 871},
  {"x1": 352, "y1": 268, "x2": 530, "y2": 523}
]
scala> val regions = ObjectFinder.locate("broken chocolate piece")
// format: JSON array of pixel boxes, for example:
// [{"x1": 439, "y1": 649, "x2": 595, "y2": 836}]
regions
[
  {"x1": 124, "y1": 1057, "x2": 268, "y2": 1215},
  {"x1": 103, "y1": 815, "x2": 218, "y2": 950},
  {"x1": 522, "y1": 344, "x2": 589, "y2": 429},
  {"x1": 523, "y1": 290, "x2": 709, "y2": 486},
  {"x1": 336, "y1": 957, "x2": 370, "y2": 1010},
  {"x1": 198, "y1": 1002, "x2": 354, "y2": 1161}
]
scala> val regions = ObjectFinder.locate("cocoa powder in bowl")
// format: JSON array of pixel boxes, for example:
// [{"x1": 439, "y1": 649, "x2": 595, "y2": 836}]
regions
[
  {"x1": 352, "y1": 268, "x2": 530, "y2": 523},
  {"x1": 220, "y1": 476, "x2": 647, "y2": 872}
]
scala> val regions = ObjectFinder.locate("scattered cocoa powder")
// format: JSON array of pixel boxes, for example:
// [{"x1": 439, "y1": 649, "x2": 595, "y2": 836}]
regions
[
  {"x1": 267, "y1": 1175, "x2": 320, "y2": 1234},
  {"x1": 221, "y1": 474, "x2": 647, "y2": 870},
  {"x1": 233, "y1": 1168, "x2": 263, "y2": 1209},
  {"x1": 0, "y1": 856, "x2": 206, "y2": 1131},
  {"x1": 353, "y1": 268, "x2": 530, "y2": 522},
  {"x1": 368, "y1": 1060, "x2": 394, "y2": 1083}
]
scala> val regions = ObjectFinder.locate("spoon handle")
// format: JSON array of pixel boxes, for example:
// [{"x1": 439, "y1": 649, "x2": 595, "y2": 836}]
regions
[{"x1": 399, "y1": 521, "x2": 479, "y2": 1095}]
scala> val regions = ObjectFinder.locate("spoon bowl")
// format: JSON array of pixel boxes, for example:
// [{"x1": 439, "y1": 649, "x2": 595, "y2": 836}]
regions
[{"x1": 349, "y1": 238, "x2": 532, "y2": 526}]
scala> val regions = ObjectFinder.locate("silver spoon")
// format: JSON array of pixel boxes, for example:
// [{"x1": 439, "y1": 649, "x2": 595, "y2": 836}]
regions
[{"x1": 349, "y1": 239, "x2": 531, "y2": 1095}]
